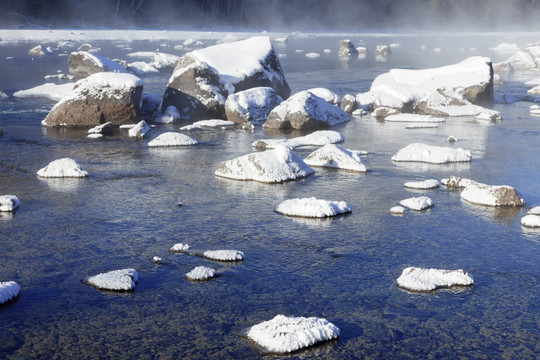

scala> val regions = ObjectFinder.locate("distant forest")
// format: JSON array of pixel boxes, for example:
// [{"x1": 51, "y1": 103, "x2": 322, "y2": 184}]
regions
[{"x1": 1, "y1": 0, "x2": 539, "y2": 30}]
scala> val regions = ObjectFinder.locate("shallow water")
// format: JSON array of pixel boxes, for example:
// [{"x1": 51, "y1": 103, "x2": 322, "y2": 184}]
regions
[{"x1": 0, "y1": 32, "x2": 539, "y2": 359}]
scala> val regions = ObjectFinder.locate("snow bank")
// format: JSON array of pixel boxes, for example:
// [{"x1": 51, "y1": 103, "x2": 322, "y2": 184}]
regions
[
  {"x1": 274, "y1": 197, "x2": 352, "y2": 218},
  {"x1": 203, "y1": 250, "x2": 244, "y2": 261},
  {"x1": 397, "y1": 267, "x2": 474, "y2": 292},
  {"x1": 404, "y1": 179, "x2": 440, "y2": 190},
  {"x1": 170, "y1": 243, "x2": 190, "y2": 252},
  {"x1": 252, "y1": 130, "x2": 344, "y2": 150},
  {"x1": 0, "y1": 281, "x2": 20, "y2": 304},
  {"x1": 247, "y1": 315, "x2": 340, "y2": 353},
  {"x1": 304, "y1": 144, "x2": 367, "y2": 172},
  {"x1": 85, "y1": 268, "x2": 138, "y2": 291},
  {"x1": 0, "y1": 195, "x2": 20, "y2": 212},
  {"x1": 399, "y1": 196, "x2": 434, "y2": 211},
  {"x1": 461, "y1": 184, "x2": 524, "y2": 207},
  {"x1": 148, "y1": 132, "x2": 198, "y2": 147},
  {"x1": 186, "y1": 266, "x2": 216, "y2": 281},
  {"x1": 13, "y1": 83, "x2": 75, "y2": 102},
  {"x1": 385, "y1": 114, "x2": 445, "y2": 123},
  {"x1": 37, "y1": 158, "x2": 88, "y2": 178},
  {"x1": 391, "y1": 143, "x2": 472, "y2": 164},
  {"x1": 215, "y1": 146, "x2": 314, "y2": 183}
]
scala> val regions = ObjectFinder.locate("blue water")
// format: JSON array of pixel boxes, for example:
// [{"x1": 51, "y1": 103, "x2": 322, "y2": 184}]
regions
[{"x1": 0, "y1": 32, "x2": 539, "y2": 359}]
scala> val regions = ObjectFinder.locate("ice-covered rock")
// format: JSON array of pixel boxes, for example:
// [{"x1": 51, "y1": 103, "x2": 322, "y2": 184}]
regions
[
  {"x1": 461, "y1": 184, "x2": 524, "y2": 207},
  {"x1": 13, "y1": 83, "x2": 75, "y2": 102},
  {"x1": 170, "y1": 243, "x2": 190, "y2": 252},
  {"x1": 68, "y1": 51, "x2": 128, "y2": 78},
  {"x1": 225, "y1": 87, "x2": 282, "y2": 125},
  {"x1": 88, "y1": 122, "x2": 113, "y2": 135},
  {"x1": 0, "y1": 195, "x2": 20, "y2": 212},
  {"x1": 521, "y1": 214, "x2": 540, "y2": 228},
  {"x1": 154, "y1": 105, "x2": 180, "y2": 124},
  {"x1": 42, "y1": 72, "x2": 143, "y2": 127},
  {"x1": 85, "y1": 268, "x2": 138, "y2": 291},
  {"x1": 0, "y1": 281, "x2": 20, "y2": 304},
  {"x1": 203, "y1": 250, "x2": 244, "y2": 261},
  {"x1": 274, "y1": 197, "x2": 352, "y2": 218},
  {"x1": 247, "y1": 315, "x2": 340, "y2": 353},
  {"x1": 215, "y1": 146, "x2": 314, "y2": 183},
  {"x1": 338, "y1": 39, "x2": 358, "y2": 57},
  {"x1": 128, "y1": 120, "x2": 151, "y2": 139},
  {"x1": 252, "y1": 130, "x2": 344, "y2": 150},
  {"x1": 384, "y1": 114, "x2": 445, "y2": 123},
  {"x1": 389, "y1": 206, "x2": 407, "y2": 215},
  {"x1": 307, "y1": 88, "x2": 340, "y2": 106},
  {"x1": 396, "y1": 267, "x2": 473, "y2": 292},
  {"x1": 441, "y1": 176, "x2": 479, "y2": 189},
  {"x1": 148, "y1": 132, "x2": 198, "y2": 147},
  {"x1": 304, "y1": 144, "x2": 367, "y2": 172},
  {"x1": 399, "y1": 196, "x2": 434, "y2": 211},
  {"x1": 185, "y1": 266, "x2": 216, "y2": 281},
  {"x1": 404, "y1": 179, "x2": 440, "y2": 190},
  {"x1": 37, "y1": 158, "x2": 88, "y2": 178},
  {"x1": 391, "y1": 143, "x2": 472, "y2": 164},
  {"x1": 263, "y1": 91, "x2": 349, "y2": 130}
]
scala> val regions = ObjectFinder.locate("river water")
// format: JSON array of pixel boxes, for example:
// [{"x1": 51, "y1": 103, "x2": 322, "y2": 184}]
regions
[{"x1": 0, "y1": 31, "x2": 539, "y2": 359}]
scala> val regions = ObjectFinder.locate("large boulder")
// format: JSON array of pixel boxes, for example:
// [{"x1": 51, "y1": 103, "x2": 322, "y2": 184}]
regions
[
  {"x1": 161, "y1": 36, "x2": 290, "y2": 121},
  {"x1": 68, "y1": 51, "x2": 128, "y2": 78},
  {"x1": 263, "y1": 91, "x2": 350, "y2": 131},
  {"x1": 225, "y1": 87, "x2": 282, "y2": 125},
  {"x1": 42, "y1": 73, "x2": 143, "y2": 127}
]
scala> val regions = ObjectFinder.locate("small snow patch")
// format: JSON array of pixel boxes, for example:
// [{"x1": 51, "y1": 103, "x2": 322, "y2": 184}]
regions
[
  {"x1": 521, "y1": 214, "x2": 540, "y2": 228},
  {"x1": 148, "y1": 132, "x2": 198, "y2": 147},
  {"x1": 397, "y1": 267, "x2": 473, "y2": 292},
  {"x1": 85, "y1": 269, "x2": 138, "y2": 291},
  {"x1": 274, "y1": 197, "x2": 352, "y2": 218}
]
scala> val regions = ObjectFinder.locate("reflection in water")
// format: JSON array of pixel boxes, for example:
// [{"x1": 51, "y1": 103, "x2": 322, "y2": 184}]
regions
[{"x1": 38, "y1": 177, "x2": 85, "y2": 192}]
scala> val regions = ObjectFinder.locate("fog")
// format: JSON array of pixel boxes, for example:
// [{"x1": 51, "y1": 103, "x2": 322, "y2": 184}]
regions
[{"x1": 1, "y1": 0, "x2": 540, "y2": 32}]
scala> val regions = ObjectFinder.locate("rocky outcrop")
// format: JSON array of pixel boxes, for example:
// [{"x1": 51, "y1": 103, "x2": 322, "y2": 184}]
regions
[
  {"x1": 68, "y1": 51, "x2": 128, "y2": 78},
  {"x1": 225, "y1": 87, "x2": 282, "y2": 125}
]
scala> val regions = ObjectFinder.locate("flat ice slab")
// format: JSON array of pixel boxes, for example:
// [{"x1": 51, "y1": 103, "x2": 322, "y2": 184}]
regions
[
  {"x1": 185, "y1": 266, "x2": 216, "y2": 281},
  {"x1": 304, "y1": 144, "x2": 367, "y2": 172},
  {"x1": 0, "y1": 195, "x2": 20, "y2": 212},
  {"x1": 0, "y1": 281, "x2": 20, "y2": 304},
  {"x1": 252, "y1": 130, "x2": 344, "y2": 150},
  {"x1": 397, "y1": 267, "x2": 474, "y2": 292},
  {"x1": 404, "y1": 179, "x2": 440, "y2": 190},
  {"x1": 37, "y1": 158, "x2": 88, "y2": 178},
  {"x1": 148, "y1": 132, "x2": 198, "y2": 147},
  {"x1": 85, "y1": 268, "x2": 138, "y2": 291},
  {"x1": 274, "y1": 197, "x2": 352, "y2": 218},
  {"x1": 203, "y1": 250, "x2": 244, "y2": 261},
  {"x1": 392, "y1": 143, "x2": 471, "y2": 164},
  {"x1": 247, "y1": 314, "x2": 340, "y2": 353},
  {"x1": 399, "y1": 196, "x2": 434, "y2": 211}
]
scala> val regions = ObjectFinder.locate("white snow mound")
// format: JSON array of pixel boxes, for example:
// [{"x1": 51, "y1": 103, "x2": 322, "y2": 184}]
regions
[
  {"x1": 0, "y1": 195, "x2": 20, "y2": 212},
  {"x1": 37, "y1": 158, "x2": 88, "y2": 178},
  {"x1": 148, "y1": 132, "x2": 198, "y2": 147},
  {"x1": 86, "y1": 268, "x2": 138, "y2": 291},
  {"x1": 461, "y1": 184, "x2": 524, "y2": 207},
  {"x1": 404, "y1": 179, "x2": 440, "y2": 190},
  {"x1": 389, "y1": 206, "x2": 407, "y2": 215},
  {"x1": 399, "y1": 196, "x2": 434, "y2": 211},
  {"x1": 186, "y1": 266, "x2": 216, "y2": 281},
  {"x1": 274, "y1": 197, "x2": 352, "y2": 218},
  {"x1": 392, "y1": 143, "x2": 471, "y2": 164},
  {"x1": 397, "y1": 267, "x2": 474, "y2": 292},
  {"x1": 0, "y1": 281, "x2": 20, "y2": 304},
  {"x1": 203, "y1": 250, "x2": 244, "y2": 261},
  {"x1": 521, "y1": 214, "x2": 540, "y2": 228},
  {"x1": 304, "y1": 144, "x2": 367, "y2": 172}
]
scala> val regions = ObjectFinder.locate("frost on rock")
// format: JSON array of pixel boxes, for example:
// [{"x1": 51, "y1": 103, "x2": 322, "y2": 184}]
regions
[
  {"x1": 148, "y1": 132, "x2": 198, "y2": 147},
  {"x1": 396, "y1": 267, "x2": 474, "y2": 292},
  {"x1": 185, "y1": 266, "x2": 216, "y2": 281},
  {"x1": 0, "y1": 195, "x2": 20, "y2": 212},
  {"x1": 128, "y1": 120, "x2": 151, "y2": 139},
  {"x1": 391, "y1": 143, "x2": 472, "y2": 164},
  {"x1": 304, "y1": 144, "x2": 367, "y2": 172},
  {"x1": 0, "y1": 281, "x2": 20, "y2": 304},
  {"x1": 170, "y1": 243, "x2": 190, "y2": 252},
  {"x1": 404, "y1": 179, "x2": 440, "y2": 190},
  {"x1": 521, "y1": 214, "x2": 540, "y2": 228},
  {"x1": 461, "y1": 184, "x2": 524, "y2": 207},
  {"x1": 203, "y1": 250, "x2": 244, "y2": 261},
  {"x1": 37, "y1": 158, "x2": 88, "y2": 178},
  {"x1": 274, "y1": 197, "x2": 352, "y2": 218},
  {"x1": 399, "y1": 196, "x2": 434, "y2": 211},
  {"x1": 247, "y1": 314, "x2": 340, "y2": 354},
  {"x1": 252, "y1": 130, "x2": 344, "y2": 150},
  {"x1": 85, "y1": 268, "x2": 138, "y2": 291},
  {"x1": 215, "y1": 146, "x2": 314, "y2": 183},
  {"x1": 441, "y1": 176, "x2": 479, "y2": 189}
]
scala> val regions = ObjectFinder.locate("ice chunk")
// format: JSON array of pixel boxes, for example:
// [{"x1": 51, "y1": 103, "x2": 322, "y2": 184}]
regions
[
  {"x1": 148, "y1": 132, "x2": 198, "y2": 147},
  {"x1": 252, "y1": 130, "x2": 344, "y2": 150},
  {"x1": 399, "y1": 196, "x2": 434, "y2": 211},
  {"x1": 85, "y1": 268, "x2": 138, "y2": 291},
  {"x1": 391, "y1": 143, "x2": 471, "y2": 164},
  {"x1": 304, "y1": 144, "x2": 366, "y2": 172},
  {"x1": 0, "y1": 195, "x2": 20, "y2": 212},
  {"x1": 203, "y1": 250, "x2": 244, "y2": 261},
  {"x1": 37, "y1": 158, "x2": 88, "y2": 178},
  {"x1": 397, "y1": 267, "x2": 474, "y2": 292},
  {"x1": 274, "y1": 197, "x2": 352, "y2": 218},
  {"x1": 404, "y1": 179, "x2": 440, "y2": 190},
  {"x1": 185, "y1": 266, "x2": 216, "y2": 281},
  {"x1": 0, "y1": 281, "x2": 20, "y2": 304}
]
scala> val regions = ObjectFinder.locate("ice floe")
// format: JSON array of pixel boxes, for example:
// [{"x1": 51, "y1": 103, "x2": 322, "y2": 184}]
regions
[
  {"x1": 274, "y1": 197, "x2": 352, "y2": 218},
  {"x1": 37, "y1": 158, "x2": 88, "y2": 178},
  {"x1": 148, "y1": 132, "x2": 198, "y2": 147},
  {"x1": 404, "y1": 179, "x2": 440, "y2": 190},
  {"x1": 303, "y1": 144, "x2": 367, "y2": 172},
  {"x1": 396, "y1": 267, "x2": 474, "y2": 292},
  {"x1": 13, "y1": 82, "x2": 75, "y2": 102},
  {"x1": 399, "y1": 196, "x2": 434, "y2": 211},
  {"x1": 0, "y1": 281, "x2": 20, "y2": 304},
  {"x1": 85, "y1": 268, "x2": 138, "y2": 291},
  {"x1": 203, "y1": 250, "x2": 244, "y2": 261},
  {"x1": 391, "y1": 143, "x2": 472, "y2": 164},
  {"x1": 461, "y1": 184, "x2": 524, "y2": 207},
  {"x1": 215, "y1": 146, "x2": 314, "y2": 183},
  {"x1": 185, "y1": 266, "x2": 216, "y2": 281},
  {"x1": 247, "y1": 314, "x2": 340, "y2": 353},
  {"x1": 252, "y1": 130, "x2": 343, "y2": 150},
  {"x1": 0, "y1": 195, "x2": 20, "y2": 212}
]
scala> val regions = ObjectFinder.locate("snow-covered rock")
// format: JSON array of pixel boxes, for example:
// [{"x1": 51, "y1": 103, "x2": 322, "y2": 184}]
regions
[
  {"x1": 493, "y1": 45, "x2": 540, "y2": 72},
  {"x1": 87, "y1": 134, "x2": 103, "y2": 139},
  {"x1": 88, "y1": 122, "x2": 113, "y2": 135},
  {"x1": 371, "y1": 106, "x2": 399, "y2": 118},
  {"x1": 447, "y1": 136, "x2": 458, "y2": 143},
  {"x1": 338, "y1": 39, "x2": 358, "y2": 57},
  {"x1": 527, "y1": 206, "x2": 540, "y2": 215},
  {"x1": 252, "y1": 130, "x2": 344, "y2": 150},
  {"x1": 399, "y1": 196, "x2": 434, "y2": 211},
  {"x1": 203, "y1": 250, "x2": 244, "y2": 261},
  {"x1": 28, "y1": 44, "x2": 56, "y2": 56},
  {"x1": 37, "y1": 158, "x2": 88, "y2": 178},
  {"x1": 247, "y1": 315, "x2": 340, "y2": 353},
  {"x1": 68, "y1": 51, "x2": 128, "y2": 78},
  {"x1": 263, "y1": 91, "x2": 349, "y2": 130},
  {"x1": 530, "y1": 105, "x2": 540, "y2": 116},
  {"x1": 180, "y1": 119, "x2": 236, "y2": 131},
  {"x1": 441, "y1": 176, "x2": 479, "y2": 189},
  {"x1": 307, "y1": 88, "x2": 340, "y2": 106},
  {"x1": 461, "y1": 184, "x2": 524, "y2": 207},
  {"x1": 375, "y1": 45, "x2": 392, "y2": 58},
  {"x1": 396, "y1": 267, "x2": 473, "y2": 292},
  {"x1": 225, "y1": 87, "x2": 282, "y2": 125},
  {"x1": 170, "y1": 243, "x2": 190, "y2": 252},
  {"x1": 127, "y1": 61, "x2": 159, "y2": 75},
  {"x1": 476, "y1": 111, "x2": 502, "y2": 121},
  {"x1": 215, "y1": 146, "x2": 314, "y2": 183},
  {"x1": 304, "y1": 144, "x2": 367, "y2": 172},
  {"x1": 85, "y1": 268, "x2": 138, "y2": 291},
  {"x1": 13, "y1": 82, "x2": 75, "y2": 102},
  {"x1": 0, "y1": 195, "x2": 20, "y2": 212},
  {"x1": 340, "y1": 94, "x2": 358, "y2": 114},
  {"x1": 305, "y1": 53, "x2": 320, "y2": 58},
  {"x1": 489, "y1": 42, "x2": 520, "y2": 55},
  {"x1": 521, "y1": 214, "x2": 540, "y2": 228},
  {"x1": 0, "y1": 281, "x2": 20, "y2": 304},
  {"x1": 148, "y1": 132, "x2": 198, "y2": 147},
  {"x1": 128, "y1": 120, "x2": 151, "y2": 139},
  {"x1": 185, "y1": 266, "x2": 216, "y2": 281},
  {"x1": 151, "y1": 52, "x2": 179, "y2": 71},
  {"x1": 391, "y1": 143, "x2": 472, "y2": 164},
  {"x1": 154, "y1": 105, "x2": 180, "y2": 124},
  {"x1": 389, "y1": 206, "x2": 407, "y2": 215},
  {"x1": 404, "y1": 179, "x2": 440, "y2": 190},
  {"x1": 274, "y1": 197, "x2": 352, "y2": 218},
  {"x1": 384, "y1": 114, "x2": 445, "y2": 123},
  {"x1": 42, "y1": 72, "x2": 143, "y2": 127}
]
